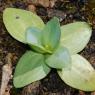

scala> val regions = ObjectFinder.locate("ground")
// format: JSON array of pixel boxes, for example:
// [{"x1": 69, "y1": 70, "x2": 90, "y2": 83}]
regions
[{"x1": 0, "y1": 0, "x2": 95, "y2": 95}]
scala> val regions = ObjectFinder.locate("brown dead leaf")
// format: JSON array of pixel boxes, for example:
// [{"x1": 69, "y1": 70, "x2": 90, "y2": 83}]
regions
[
  {"x1": 49, "y1": 0, "x2": 57, "y2": 8},
  {"x1": 27, "y1": 0, "x2": 57, "y2": 8},
  {"x1": 38, "y1": 0, "x2": 50, "y2": 7}
]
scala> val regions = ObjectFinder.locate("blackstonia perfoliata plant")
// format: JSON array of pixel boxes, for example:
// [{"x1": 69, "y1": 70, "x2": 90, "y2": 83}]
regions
[{"x1": 3, "y1": 8, "x2": 95, "y2": 91}]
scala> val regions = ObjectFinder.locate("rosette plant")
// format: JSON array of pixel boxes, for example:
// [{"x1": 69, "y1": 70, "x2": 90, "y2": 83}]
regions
[{"x1": 3, "y1": 8, "x2": 95, "y2": 91}]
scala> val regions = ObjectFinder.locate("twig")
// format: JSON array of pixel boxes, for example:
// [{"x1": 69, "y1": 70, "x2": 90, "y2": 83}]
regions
[{"x1": 0, "y1": 53, "x2": 13, "y2": 95}]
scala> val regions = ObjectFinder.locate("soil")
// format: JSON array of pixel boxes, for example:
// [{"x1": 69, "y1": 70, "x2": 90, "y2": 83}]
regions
[{"x1": 0, "y1": 0, "x2": 95, "y2": 95}]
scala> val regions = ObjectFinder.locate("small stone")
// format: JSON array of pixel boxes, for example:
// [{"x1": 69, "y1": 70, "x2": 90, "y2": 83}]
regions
[{"x1": 28, "y1": 4, "x2": 36, "y2": 13}]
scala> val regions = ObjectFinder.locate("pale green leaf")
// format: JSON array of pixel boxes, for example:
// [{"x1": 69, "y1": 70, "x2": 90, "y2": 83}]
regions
[
  {"x1": 42, "y1": 17, "x2": 61, "y2": 52},
  {"x1": 25, "y1": 27, "x2": 52, "y2": 54},
  {"x1": 58, "y1": 54, "x2": 95, "y2": 91},
  {"x1": 13, "y1": 51, "x2": 51, "y2": 88},
  {"x1": 46, "y1": 46, "x2": 71, "y2": 69},
  {"x1": 61, "y1": 22, "x2": 92, "y2": 54},
  {"x1": 26, "y1": 27, "x2": 45, "y2": 53},
  {"x1": 26, "y1": 27, "x2": 42, "y2": 46},
  {"x1": 3, "y1": 8, "x2": 45, "y2": 43}
]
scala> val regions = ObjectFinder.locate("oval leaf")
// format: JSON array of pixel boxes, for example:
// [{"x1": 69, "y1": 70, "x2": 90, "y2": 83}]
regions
[
  {"x1": 26, "y1": 27, "x2": 46, "y2": 53},
  {"x1": 61, "y1": 22, "x2": 92, "y2": 54},
  {"x1": 3, "y1": 8, "x2": 45, "y2": 43},
  {"x1": 42, "y1": 17, "x2": 61, "y2": 52},
  {"x1": 46, "y1": 46, "x2": 71, "y2": 69},
  {"x1": 26, "y1": 27, "x2": 42, "y2": 46},
  {"x1": 13, "y1": 51, "x2": 51, "y2": 88},
  {"x1": 58, "y1": 54, "x2": 95, "y2": 91}
]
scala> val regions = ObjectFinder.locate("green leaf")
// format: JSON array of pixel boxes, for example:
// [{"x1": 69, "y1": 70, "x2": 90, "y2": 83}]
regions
[
  {"x1": 58, "y1": 54, "x2": 95, "y2": 91},
  {"x1": 3, "y1": 8, "x2": 45, "y2": 43},
  {"x1": 25, "y1": 27, "x2": 52, "y2": 54},
  {"x1": 42, "y1": 17, "x2": 61, "y2": 52},
  {"x1": 46, "y1": 46, "x2": 71, "y2": 69},
  {"x1": 26, "y1": 27, "x2": 42, "y2": 46},
  {"x1": 61, "y1": 22, "x2": 92, "y2": 54},
  {"x1": 25, "y1": 27, "x2": 45, "y2": 53},
  {"x1": 13, "y1": 51, "x2": 51, "y2": 88}
]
